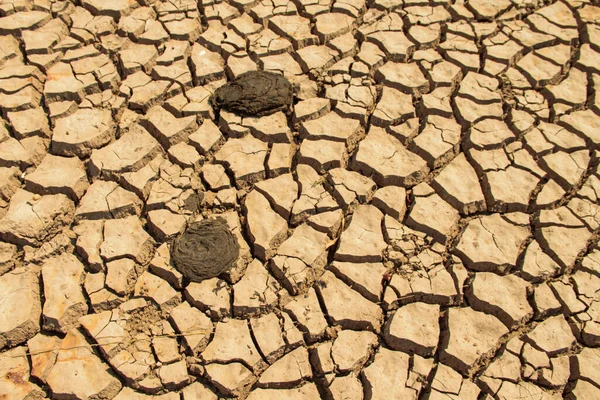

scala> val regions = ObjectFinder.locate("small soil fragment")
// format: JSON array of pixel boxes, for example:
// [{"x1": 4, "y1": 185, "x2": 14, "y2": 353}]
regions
[
  {"x1": 211, "y1": 71, "x2": 293, "y2": 117},
  {"x1": 171, "y1": 218, "x2": 239, "y2": 282}
]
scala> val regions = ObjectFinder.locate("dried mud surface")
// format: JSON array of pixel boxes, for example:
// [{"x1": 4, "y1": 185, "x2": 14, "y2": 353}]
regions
[{"x1": 0, "y1": 0, "x2": 600, "y2": 399}]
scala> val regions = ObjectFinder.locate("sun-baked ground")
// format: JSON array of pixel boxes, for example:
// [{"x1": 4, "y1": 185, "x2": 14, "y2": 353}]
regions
[{"x1": 0, "y1": 0, "x2": 600, "y2": 399}]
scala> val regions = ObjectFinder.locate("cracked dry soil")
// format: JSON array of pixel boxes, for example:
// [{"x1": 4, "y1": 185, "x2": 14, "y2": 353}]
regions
[{"x1": 0, "y1": 0, "x2": 600, "y2": 399}]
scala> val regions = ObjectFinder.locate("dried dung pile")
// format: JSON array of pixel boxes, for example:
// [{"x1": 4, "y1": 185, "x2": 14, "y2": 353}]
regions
[
  {"x1": 171, "y1": 218, "x2": 239, "y2": 282},
  {"x1": 212, "y1": 71, "x2": 293, "y2": 117}
]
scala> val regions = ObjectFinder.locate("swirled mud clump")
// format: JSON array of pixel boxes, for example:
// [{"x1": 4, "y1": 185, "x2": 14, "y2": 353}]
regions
[
  {"x1": 211, "y1": 71, "x2": 293, "y2": 117},
  {"x1": 171, "y1": 218, "x2": 239, "y2": 282}
]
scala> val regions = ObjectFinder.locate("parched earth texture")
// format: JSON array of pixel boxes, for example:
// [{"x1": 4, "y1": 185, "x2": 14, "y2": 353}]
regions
[{"x1": 1, "y1": 0, "x2": 600, "y2": 399}]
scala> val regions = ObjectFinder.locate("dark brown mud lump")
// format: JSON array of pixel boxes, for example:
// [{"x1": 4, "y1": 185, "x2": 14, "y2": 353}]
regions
[
  {"x1": 211, "y1": 71, "x2": 293, "y2": 117},
  {"x1": 171, "y1": 218, "x2": 239, "y2": 282}
]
